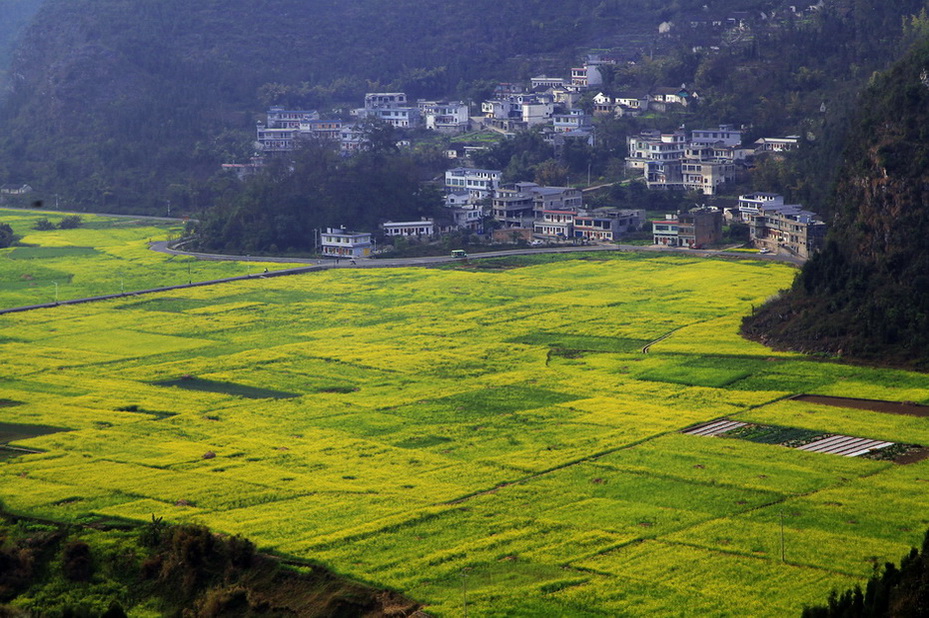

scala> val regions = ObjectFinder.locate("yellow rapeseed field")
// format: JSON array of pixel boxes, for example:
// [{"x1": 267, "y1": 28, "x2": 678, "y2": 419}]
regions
[{"x1": 2, "y1": 235, "x2": 929, "y2": 615}]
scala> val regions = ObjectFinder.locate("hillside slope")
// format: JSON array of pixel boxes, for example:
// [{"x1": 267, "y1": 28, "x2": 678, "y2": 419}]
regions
[
  {"x1": 742, "y1": 37, "x2": 929, "y2": 368},
  {"x1": 0, "y1": 0, "x2": 663, "y2": 213},
  {"x1": 0, "y1": 0, "x2": 43, "y2": 93}
]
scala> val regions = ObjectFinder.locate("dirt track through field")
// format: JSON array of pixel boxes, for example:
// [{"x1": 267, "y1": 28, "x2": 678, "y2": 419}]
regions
[{"x1": 791, "y1": 394, "x2": 929, "y2": 417}]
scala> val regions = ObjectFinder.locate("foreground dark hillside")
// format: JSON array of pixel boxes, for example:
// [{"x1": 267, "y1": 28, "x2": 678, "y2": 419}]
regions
[
  {"x1": 0, "y1": 510, "x2": 420, "y2": 616},
  {"x1": 743, "y1": 37, "x2": 929, "y2": 369}
]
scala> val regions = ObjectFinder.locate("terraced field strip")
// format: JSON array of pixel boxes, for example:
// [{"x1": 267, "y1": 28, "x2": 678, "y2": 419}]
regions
[
  {"x1": 796, "y1": 436, "x2": 894, "y2": 457},
  {"x1": 790, "y1": 394, "x2": 929, "y2": 417},
  {"x1": 681, "y1": 419, "x2": 748, "y2": 437}
]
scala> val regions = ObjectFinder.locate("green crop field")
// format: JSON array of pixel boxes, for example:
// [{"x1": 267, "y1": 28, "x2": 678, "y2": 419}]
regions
[
  {"x1": 2, "y1": 220, "x2": 929, "y2": 615},
  {"x1": 0, "y1": 208, "x2": 299, "y2": 306}
]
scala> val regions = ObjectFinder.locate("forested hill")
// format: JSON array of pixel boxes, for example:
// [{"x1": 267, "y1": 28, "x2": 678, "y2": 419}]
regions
[
  {"x1": 0, "y1": 0, "x2": 664, "y2": 213},
  {"x1": 742, "y1": 37, "x2": 929, "y2": 369},
  {"x1": 0, "y1": 0, "x2": 43, "y2": 93},
  {"x1": 0, "y1": 0, "x2": 926, "y2": 214}
]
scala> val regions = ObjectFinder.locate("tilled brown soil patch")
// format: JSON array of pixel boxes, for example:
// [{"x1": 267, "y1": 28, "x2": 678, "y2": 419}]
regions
[{"x1": 791, "y1": 394, "x2": 929, "y2": 417}]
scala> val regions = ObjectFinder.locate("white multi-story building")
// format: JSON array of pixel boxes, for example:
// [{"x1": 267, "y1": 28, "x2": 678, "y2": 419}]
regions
[
  {"x1": 553, "y1": 109, "x2": 592, "y2": 133},
  {"x1": 737, "y1": 192, "x2": 785, "y2": 222},
  {"x1": 534, "y1": 209, "x2": 576, "y2": 239},
  {"x1": 626, "y1": 130, "x2": 687, "y2": 169},
  {"x1": 481, "y1": 93, "x2": 554, "y2": 127},
  {"x1": 320, "y1": 227, "x2": 373, "y2": 258},
  {"x1": 446, "y1": 203, "x2": 486, "y2": 232},
  {"x1": 531, "y1": 75, "x2": 567, "y2": 89},
  {"x1": 690, "y1": 124, "x2": 742, "y2": 147},
  {"x1": 444, "y1": 168, "x2": 502, "y2": 200},
  {"x1": 747, "y1": 201, "x2": 826, "y2": 258},
  {"x1": 361, "y1": 92, "x2": 421, "y2": 128},
  {"x1": 419, "y1": 101, "x2": 470, "y2": 133},
  {"x1": 574, "y1": 208, "x2": 645, "y2": 241},
  {"x1": 255, "y1": 108, "x2": 340, "y2": 153},
  {"x1": 628, "y1": 126, "x2": 744, "y2": 194}
]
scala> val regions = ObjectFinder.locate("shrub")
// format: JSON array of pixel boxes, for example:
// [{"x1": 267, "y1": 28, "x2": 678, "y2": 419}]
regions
[
  {"x1": 58, "y1": 216, "x2": 82, "y2": 229},
  {"x1": 61, "y1": 541, "x2": 93, "y2": 582},
  {"x1": 33, "y1": 218, "x2": 55, "y2": 231},
  {"x1": 0, "y1": 224, "x2": 13, "y2": 248}
]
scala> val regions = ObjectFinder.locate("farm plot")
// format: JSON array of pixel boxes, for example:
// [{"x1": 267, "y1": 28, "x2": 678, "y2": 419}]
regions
[
  {"x1": 0, "y1": 208, "x2": 298, "y2": 307},
  {"x1": 3, "y1": 252, "x2": 929, "y2": 615}
]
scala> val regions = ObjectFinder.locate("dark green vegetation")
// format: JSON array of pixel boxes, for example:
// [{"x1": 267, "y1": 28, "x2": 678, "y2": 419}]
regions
[
  {"x1": 153, "y1": 377, "x2": 299, "y2": 400},
  {"x1": 0, "y1": 0, "x2": 926, "y2": 218},
  {"x1": 0, "y1": 0, "x2": 43, "y2": 92},
  {"x1": 743, "y1": 37, "x2": 929, "y2": 369},
  {"x1": 802, "y1": 530, "x2": 929, "y2": 617},
  {"x1": 193, "y1": 136, "x2": 444, "y2": 254},
  {"x1": 0, "y1": 509, "x2": 420, "y2": 617}
]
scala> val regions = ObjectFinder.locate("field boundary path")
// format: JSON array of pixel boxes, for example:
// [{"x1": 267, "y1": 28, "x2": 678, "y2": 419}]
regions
[{"x1": 0, "y1": 237, "x2": 803, "y2": 316}]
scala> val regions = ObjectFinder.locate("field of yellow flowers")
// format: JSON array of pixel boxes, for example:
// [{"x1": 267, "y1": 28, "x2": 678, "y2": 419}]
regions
[
  {"x1": 0, "y1": 208, "x2": 295, "y2": 306},
  {"x1": 3, "y1": 219, "x2": 929, "y2": 615}
]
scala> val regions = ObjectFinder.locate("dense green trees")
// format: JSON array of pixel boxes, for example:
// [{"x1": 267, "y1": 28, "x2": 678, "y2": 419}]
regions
[
  {"x1": 193, "y1": 133, "x2": 444, "y2": 254},
  {"x1": 803, "y1": 529, "x2": 929, "y2": 617},
  {"x1": 0, "y1": 223, "x2": 13, "y2": 248},
  {"x1": 743, "y1": 37, "x2": 929, "y2": 368}
]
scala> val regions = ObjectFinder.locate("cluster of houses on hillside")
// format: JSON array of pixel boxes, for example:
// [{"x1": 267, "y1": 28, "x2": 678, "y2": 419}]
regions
[
  {"x1": 625, "y1": 125, "x2": 799, "y2": 196},
  {"x1": 650, "y1": 191, "x2": 826, "y2": 259},
  {"x1": 315, "y1": 164, "x2": 647, "y2": 257},
  {"x1": 240, "y1": 52, "x2": 717, "y2": 167}
]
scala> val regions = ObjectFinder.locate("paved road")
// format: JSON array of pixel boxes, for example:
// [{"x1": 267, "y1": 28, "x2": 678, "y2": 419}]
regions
[
  {"x1": 152, "y1": 239, "x2": 806, "y2": 268},
  {"x1": 0, "y1": 241, "x2": 803, "y2": 316}
]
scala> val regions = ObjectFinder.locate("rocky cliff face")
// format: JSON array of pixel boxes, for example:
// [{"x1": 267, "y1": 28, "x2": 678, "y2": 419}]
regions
[{"x1": 743, "y1": 39, "x2": 929, "y2": 368}]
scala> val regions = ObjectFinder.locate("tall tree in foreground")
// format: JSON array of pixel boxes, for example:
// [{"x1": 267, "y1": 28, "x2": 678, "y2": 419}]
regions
[{"x1": 802, "y1": 529, "x2": 929, "y2": 617}]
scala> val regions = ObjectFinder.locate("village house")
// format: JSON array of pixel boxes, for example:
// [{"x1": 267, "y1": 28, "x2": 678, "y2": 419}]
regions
[
  {"x1": 552, "y1": 109, "x2": 592, "y2": 133},
  {"x1": 419, "y1": 100, "x2": 470, "y2": 133},
  {"x1": 651, "y1": 207, "x2": 722, "y2": 248},
  {"x1": 255, "y1": 107, "x2": 345, "y2": 153},
  {"x1": 444, "y1": 167, "x2": 502, "y2": 200},
  {"x1": 754, "y1": 136, "x2": 800, "y2": 154},
  {"x1": 481, "y1": 92, "x2": 554, "y2": 129},
  {"x1": 533, "y1": 208, "x2": 575, "y2": 239},
  {"x1": 381, "y1": 219, "x2": 436, "y2": 238},
  {"x1": 570, "y1": 54, "x2": 614, "y2": 88},
  {"x1": 444, "y1": 203, "x2": 486, "y2": 232},
  {"x1": 574, "y1": 208, "x2": 645, "y2": 241},
  {"x1": 690, "y1": 124, "x2": 742, "y2": 147},
  {"x1": 360, "y1": 92, "x2": 421, "y2": 128},
  {"x1": 652, "y1": 214, "x2": 680, "y2": 246},
  {"x1": 492, "y1": 182, "x2": 541, "y2": 228},
  {"x1": 646, "y1": 85, "x2": 695, "y2": 111},
  {"x1": 338, "y1": 124, "x2": 369, "y2": 153},
  {"x1": 627, "y1": 125, "x2": 744, "y2": 194},
  {"x1": 627, "y1": 130, "x2": 687, "y2": 169},
  {"x1": 530, "y1": 186, "x2": 583, "y2": 218},
  {"x1": 0, "y1": 183, "x2": 33, "y2": 195},
  {"x1": 743, "y1": 196, "x2": 826, "y2": 258},
  {"x1": 531, "y1": 75, "x2": 567, "y2": 90},
  {"x1": 737, "y1": 192, "x2": 785, "y2": 222},
  {"x1": 320, "y1": 227, "x2": 373, "y2": 258}
]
